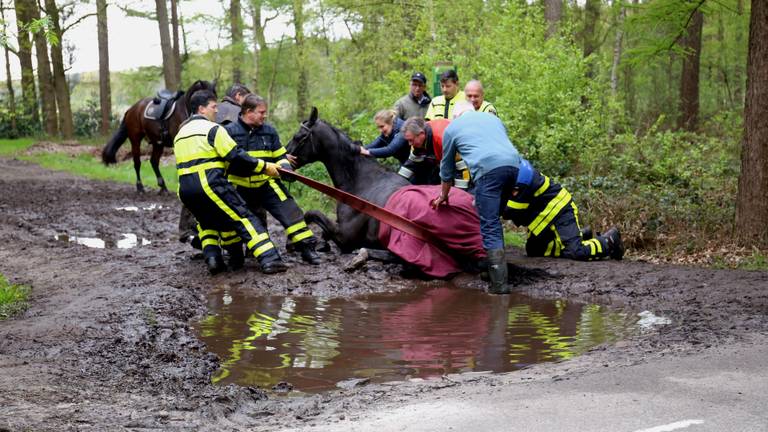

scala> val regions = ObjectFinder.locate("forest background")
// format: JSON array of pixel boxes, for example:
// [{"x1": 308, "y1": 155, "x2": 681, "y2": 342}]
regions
[{"x1": 0, "y1": 0, "x2": 766, "y2": 268}]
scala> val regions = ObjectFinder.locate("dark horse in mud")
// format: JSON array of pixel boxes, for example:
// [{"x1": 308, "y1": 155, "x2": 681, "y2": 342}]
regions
[
  {"x1": 101, "y1": 80, "x2": 216, "y2": 193},
  {"x1": 286, "y1": 107, "x2": 409, "y2": 253}
]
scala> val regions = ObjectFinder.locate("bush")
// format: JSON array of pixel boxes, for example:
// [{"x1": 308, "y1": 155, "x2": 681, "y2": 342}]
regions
[
  {"x1": 564, "y1": 127, "x2": 740, "y2": 253},
  {"x1": 0, "y1": 106, "x2": 41, "y2": 139},
  {"x1": 73, "y1": 99, "x2": 117, "y2": 138}
]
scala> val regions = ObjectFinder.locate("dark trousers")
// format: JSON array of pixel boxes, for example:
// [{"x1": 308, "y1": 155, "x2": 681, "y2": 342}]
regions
[
  {"x1": 236, "y1": 179, "x2": 316, "y2": 247},
  {"x1": 179, "y1": 172, "x2": 278, "y2": 261},
  {"x1": 474, "y1": 166, "x2": 519, "y2": 250},
  {"x1": 525, "y1": 202, "x2": 610, "y2": 260}
]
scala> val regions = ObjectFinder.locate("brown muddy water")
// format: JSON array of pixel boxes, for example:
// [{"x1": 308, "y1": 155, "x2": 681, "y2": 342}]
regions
[{"x1": 195, "y1": 283, "x2": 635, "y2": 394}]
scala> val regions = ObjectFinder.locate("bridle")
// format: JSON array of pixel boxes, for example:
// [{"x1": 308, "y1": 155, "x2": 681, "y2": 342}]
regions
[
  {"x1": 289, "y1": 121, "x2": 316, "y2": 167},
  {"x1": 293, "y1": 121, "x2": 314, "y2": 148}
]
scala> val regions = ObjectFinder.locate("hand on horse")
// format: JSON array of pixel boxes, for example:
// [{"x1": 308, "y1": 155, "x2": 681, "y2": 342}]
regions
[
  {"x1": 430, "y1": 194, "x2": 449, "y2": 209},
  {"x1": 286, "y1": 154, "x2": 299, "y2": 167},
  {"x1": 264, "y1": 162, "x2": 281, "y2": 178}
]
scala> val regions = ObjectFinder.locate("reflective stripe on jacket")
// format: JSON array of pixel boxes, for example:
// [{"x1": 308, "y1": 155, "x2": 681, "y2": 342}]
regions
[
  {"x1": 425, "y1": 91, "x2": 467, "y2": 120},
  {"x1": 505, "y1": 170, "x2": 572, "y2": 236},
  {"x1": 225, "y1": 119, "x2": 289, "y2": 188},
  {"x1": 174, "y1": 115, "x2": 265, "y2": 180}
]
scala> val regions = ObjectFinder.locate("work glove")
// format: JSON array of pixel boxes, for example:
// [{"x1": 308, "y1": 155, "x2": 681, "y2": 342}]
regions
[
  {"x1": 263, "y1": 162, "x2": 280, "y2": 178},
  {"x1": 279, "y1": 162, "x2": 296, "y2": 182}
]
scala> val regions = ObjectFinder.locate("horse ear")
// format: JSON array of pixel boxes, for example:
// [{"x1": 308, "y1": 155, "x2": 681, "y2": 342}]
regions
[{"x1": 309, "y1": 106, "x2": 318, "y2": 126}]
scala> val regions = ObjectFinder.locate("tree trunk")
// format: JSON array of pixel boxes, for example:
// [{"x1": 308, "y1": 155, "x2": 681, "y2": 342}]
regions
[
  {"x1": 678, "y1": 8, "x2": 703, "y2": 131},
  {"x1": 1, "y1": 0, "x2": 18, "y2": 137},
  {"x1": 610, "y1": 5, "x2": 626, "y2": 99},
  {"x1": 250, "y1": 0, "x2": 267, "y2": 93},
  {"x1": 230, "y1": 0, "x2": 243, "y2": 84},
  {"x1": 293, "y1": 0, "x2": 308, "y2": 122},
  {"x1": 96, "y1": 0, "x2": 112, "y2": 135},
  {"x1": 735, "y1": 0, "x2": 768, "y2": 247},
  {"x1": 581, "y1": 0, "x2": 601, "y2": 79},
  {"x1": 155, "y1": 0, "x2": 178, "y2": 90},
  {"x1": 268, "y1": 37, "x2": 285, "y2": 109},
  {"x1": 13, "y1": 0, "x2": 39, "y2": 126},
  {"x1": 734, "y1": 0, "x2": 745, "y2": 106},
  {"x1": 544, "y1": 0, "x2": 562, "y2": 39},
  {"x1": 170, "y1": 0, "x2": 182, "y2": 86},
  {"x1": 31, "y1": 0, "x2": 58, "y2": 136},
  {"x1": 44, "y1": 0, "x2": 74, "y2": 138},
  {"x1": 609, "y1": 4, "x2": 625, "y2": 135}
]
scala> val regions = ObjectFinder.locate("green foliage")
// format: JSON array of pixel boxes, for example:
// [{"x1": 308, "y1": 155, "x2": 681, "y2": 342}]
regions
[
  {"x1": 565, "y1": 124, "x2": 740, "y2": 251},
  {"x1": 111, "y1": 67, "x2": 165, "y2": 111},
  {"x1": 72, "y1": 100, "x2": 112, "y2": 138},
  {"x1": 0, "y1": 273, "x2": 30, "y2": 320},
  {"x1": 283, "y1": 161, "x2": 336, "y2": 216},
  {"x1": 0, "y1": 107, "x2": 41, "y2": 139}
]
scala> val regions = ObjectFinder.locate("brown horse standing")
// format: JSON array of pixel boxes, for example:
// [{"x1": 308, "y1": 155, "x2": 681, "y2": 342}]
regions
[{"x1": 101, "y1": 80, "x2": 216, "y2": 193}]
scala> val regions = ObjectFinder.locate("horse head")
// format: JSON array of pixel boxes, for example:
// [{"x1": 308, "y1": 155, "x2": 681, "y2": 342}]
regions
[
  {"x1": 286, "y1": 107, "x2": 360, "y2": 169},
  {"x1": 183, "y1": 80, "x2": 217, "y2": 114}
]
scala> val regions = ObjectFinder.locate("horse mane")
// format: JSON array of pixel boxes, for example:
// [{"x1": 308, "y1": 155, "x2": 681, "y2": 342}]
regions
[
  {"x1": 182, "y1": 80, "x2": 217, "y2": 114},
  {"x1": 318, "y1": 120, "x2": 394, "y2": 178}
]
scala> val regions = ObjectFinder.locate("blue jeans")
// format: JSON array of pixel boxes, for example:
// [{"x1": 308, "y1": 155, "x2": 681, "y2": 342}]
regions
[{"x1": 474, "y1": 166, "x2": 518, "y2": 250}]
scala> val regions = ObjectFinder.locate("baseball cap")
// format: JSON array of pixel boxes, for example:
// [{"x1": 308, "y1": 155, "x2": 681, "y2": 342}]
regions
[{"x1": 410, "y1": 72, "x2": 427, "y2": 84}]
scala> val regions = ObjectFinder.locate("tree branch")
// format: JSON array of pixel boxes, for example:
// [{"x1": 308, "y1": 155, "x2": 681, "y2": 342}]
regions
[
  {"x1": 666, "y1": 0, "x2": 706, "y2": 51},
  {"x1": 62, "y1": 12, "x2": 97, "y2": 34}
]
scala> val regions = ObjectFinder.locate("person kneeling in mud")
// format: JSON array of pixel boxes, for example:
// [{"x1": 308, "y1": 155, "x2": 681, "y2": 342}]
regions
[{"x1": 432, "y1": 102, "x2": 624, "y2": 294}]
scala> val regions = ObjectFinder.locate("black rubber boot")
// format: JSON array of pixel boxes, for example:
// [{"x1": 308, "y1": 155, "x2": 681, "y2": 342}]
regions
[
  {"x1": 225, "y1": 244, "x2": 245, "y2": 270},
  {"x1": 486, "y1": 249, "x2": 509, "y2": 294},
  {"x1": 205, "y1": 255, "x2": 227, "y2": 275},
  {"x1": 297, "y1": 242, "x2": 321, "y2": 265},
  {"x1": 259, "y1": 251, "x2": 288, "y2": 274},
  {"x1": 603, "y1": 227, "x2": 625, "y2": 260}
]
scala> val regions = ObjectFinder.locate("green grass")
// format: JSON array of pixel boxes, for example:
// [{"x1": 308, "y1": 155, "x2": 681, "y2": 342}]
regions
[
  {"x1": 0, "y1": 273, "x2": 30, "y2": 320},
  {"x1": 0, "y1": 137, "x2": 176, "y2": 192},
  {"x1": 504, "y1": 229, "x2": 527, "y2": 248},
  {"x1": 712, "y1": 249, "x2": 768, "y2": 271},
  {"x1": 0, "y1": 138, "x2": 36, "y2": 156},
  {"x1": 20, "y1": 152, "x2": 179, "y2": 192}
]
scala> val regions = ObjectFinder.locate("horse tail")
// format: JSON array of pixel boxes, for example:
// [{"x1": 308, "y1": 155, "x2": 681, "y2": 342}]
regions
[{"x1": 102, "y1": 117, "x2": 129, "y2": 165}]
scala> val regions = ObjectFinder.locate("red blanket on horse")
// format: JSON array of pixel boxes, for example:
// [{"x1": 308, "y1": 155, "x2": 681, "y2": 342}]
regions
[{"x1": 378, "y1": 185, "x2": 486, "y2": 277}]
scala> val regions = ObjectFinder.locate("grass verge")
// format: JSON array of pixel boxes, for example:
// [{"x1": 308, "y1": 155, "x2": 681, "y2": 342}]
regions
[{"x1": 0, "y1": 274, "x2": 30, "y2": 320}]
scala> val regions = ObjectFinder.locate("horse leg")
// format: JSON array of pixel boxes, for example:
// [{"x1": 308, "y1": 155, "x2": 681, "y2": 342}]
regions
[
  {"x1": 304, "y1": 210, "x2": 357, "y2": 253},
  {"x1": 150, "y1": 143, "x2": 168, "y2": 194},
  {"x1": 130, "y1": 137, "x2": 144, "y2": 193}
]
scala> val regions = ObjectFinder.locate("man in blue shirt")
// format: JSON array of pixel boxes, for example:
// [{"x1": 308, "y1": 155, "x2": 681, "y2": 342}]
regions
[{"x1": 434, "y1": 103, "x2": 624, "y2": 294}]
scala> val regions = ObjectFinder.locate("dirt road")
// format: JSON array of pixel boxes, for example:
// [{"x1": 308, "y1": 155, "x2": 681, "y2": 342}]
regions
[{"x1": 0, "y1": 157, "x2": 766, "y2": 431}]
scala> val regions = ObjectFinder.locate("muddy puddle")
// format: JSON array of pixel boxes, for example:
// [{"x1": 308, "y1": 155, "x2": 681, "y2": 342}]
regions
[
  {"x1": 196, "y1": 283, "x2": 635, "y2": 394},
  {"x1": 54, "y1": 233, "x2": 151, "y2": 249}
]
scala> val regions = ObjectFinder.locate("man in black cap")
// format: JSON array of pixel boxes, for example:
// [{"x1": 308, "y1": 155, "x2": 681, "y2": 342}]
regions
[{"x1": 394, "y1": 72, "x2": 431, "y2": 120}]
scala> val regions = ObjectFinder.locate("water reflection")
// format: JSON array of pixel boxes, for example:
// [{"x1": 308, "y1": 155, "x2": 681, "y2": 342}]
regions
[
  {"x1": 54, "y1": 233, "x2": 151, "y2": 249},
  {"x1": 196, "y1": 285, "x2": 632, "y2": 393}
]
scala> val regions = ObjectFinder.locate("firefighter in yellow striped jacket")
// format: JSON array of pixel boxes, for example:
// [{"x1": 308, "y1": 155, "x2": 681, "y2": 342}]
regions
[
  {"x1": 174, "y1": 90, "x2": 288, "y2": 275},
  {"x1": 503, "y1": 159, "x2": 624, "y2": 261},
  {"x1": 224, "y1": 94, "x2": 321, "y2": 265}
]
